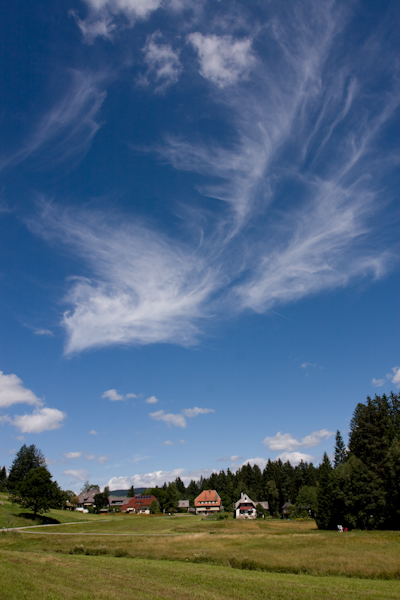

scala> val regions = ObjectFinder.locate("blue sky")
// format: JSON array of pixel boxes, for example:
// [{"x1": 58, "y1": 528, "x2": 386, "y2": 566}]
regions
[{"x1": 0, "y1": 0, "x2": 399, "y2": 493}]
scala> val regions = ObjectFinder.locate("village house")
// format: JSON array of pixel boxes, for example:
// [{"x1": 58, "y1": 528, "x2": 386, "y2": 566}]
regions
[
  {"x1": 194, "y1": 490, "x2": 222, "y2": 514},
  {"x1": 121, "y1": 495, "x2": 158, "y2": 514},
  {"x1": 76, "y1": 489, "x2": 98, "y2": 510},
  {"x1": 234, "y1": 492, "x2": 269, "y2": 519}
]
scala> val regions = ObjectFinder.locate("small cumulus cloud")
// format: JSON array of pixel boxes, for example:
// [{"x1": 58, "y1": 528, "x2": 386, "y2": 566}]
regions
[
  {"x1": 371, "y1": 366, "x2": 400, "y2": 388},
  {"x1": 85, "y1": 454, "x2": 96, "y2": 461},
  {"x1": 145, "y1": 396, "x2": 158, "y2": 404},
  {"x1": 63, "y1": 451, "x2": 83, "y2": 459},
  {"x1": 89, "y1": 429, "x2": 97, "y2": 435},
  {"x1": 126, "y1": 393, "x2": 138, "y2": 398},
  {"x1": 392, "y1": 367, "x2": 400, "y2": 386},
  {"x1": 140, "y1": 31, "x2": 182, "y2": 93},
  {"x1": 263, "y1": 429, "x2": 334, "y2": 452},
  {"x1": 187, "y1": 33, "x2": 256, "y2": 88},
  {"x1": 98, "y1": 455, "x2": 108, "y2": 464},
  {"x1": 150, "y1": 410, "x2": 186, "y2": 428},
  {"x1": 276, "y1": 451, "x2": 314, "y2": 465},
  {"x1": 12, "y1": 407, "x2": 66, "y2": 434},
  {"x1": 300, "y1": 362, "x2": 317, "y2": 369},
  {"x1": 150, "y1": 406, "x2": 214, "y2": 428},
  {"x1": 102, "y1": 389, "x2": 124, "y2": 401},
  {"x1": 0, "y1": 371, "x2": 43, "y2": 409}
]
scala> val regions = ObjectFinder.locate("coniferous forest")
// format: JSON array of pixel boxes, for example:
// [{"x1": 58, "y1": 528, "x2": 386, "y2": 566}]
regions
[{"x1": 147, "y1": 392, "x2": 400, "y2": 530}]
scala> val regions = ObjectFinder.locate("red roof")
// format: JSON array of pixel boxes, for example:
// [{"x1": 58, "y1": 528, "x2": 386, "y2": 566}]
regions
[
  {"x1": 121, "y1": 495, "x2": 158, "y2": 512},
  {"x1": 194, "y1": 490, "x2": 221, "y2": 507}
]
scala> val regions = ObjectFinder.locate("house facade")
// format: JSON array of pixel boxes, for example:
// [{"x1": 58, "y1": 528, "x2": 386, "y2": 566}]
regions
[
  {"x1": 234, "y1": 493, "x2": 269, "y2": 519},
  {"x1": 194, "y1": 490, "x2": 221, "y2": 514},
  {"x1": 121, "y1": 495, "x2": 158, "y2": 514}
]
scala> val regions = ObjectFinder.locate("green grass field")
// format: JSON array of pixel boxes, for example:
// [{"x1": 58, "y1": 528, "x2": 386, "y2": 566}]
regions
[{"x1": 1, "y1": 493, "x2": 399, "y2": 599}]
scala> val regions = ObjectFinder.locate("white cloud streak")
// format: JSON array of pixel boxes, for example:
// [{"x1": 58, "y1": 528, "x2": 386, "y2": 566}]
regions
[
  {"x1": 1, "y1": 70, "x2": 106, "y2": 172},
  {"x1": 181, "y1": 406, "x2": 214, "y2": 417},
  {"x1": 34, "y1": 329, "x2": 54, "y2": 336},
  {"x1": 63, "y1": 469, "x2": 90, "y2": 482}
]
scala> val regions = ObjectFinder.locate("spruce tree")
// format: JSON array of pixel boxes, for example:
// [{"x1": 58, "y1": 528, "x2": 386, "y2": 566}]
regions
[
  {"x1": 7, "y1": 445, "x2": 46, "y2": 492},
  {"x1": 333, "y1": 430, "x2": 347, "y2": 467},
  {"x1": 316, "y1": 453, "x2": 334, "y2": 530}
]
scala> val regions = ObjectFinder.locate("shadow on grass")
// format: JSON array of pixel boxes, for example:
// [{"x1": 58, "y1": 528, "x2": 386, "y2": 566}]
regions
[{"x1": 18, "y1": 513, "x2": 60, "y2": 525}]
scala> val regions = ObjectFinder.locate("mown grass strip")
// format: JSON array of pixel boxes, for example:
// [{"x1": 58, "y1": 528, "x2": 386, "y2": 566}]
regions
[{"x1": 1, "y1": 551, "x2": 399, "y2": 600}]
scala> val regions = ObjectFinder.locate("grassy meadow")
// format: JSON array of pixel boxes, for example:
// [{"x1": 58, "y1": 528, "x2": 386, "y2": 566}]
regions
[{"x1": 1, "y1": 493, "x2": 399, "y2": 599}]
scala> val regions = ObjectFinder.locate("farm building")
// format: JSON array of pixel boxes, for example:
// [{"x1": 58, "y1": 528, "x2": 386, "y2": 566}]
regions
[{"x1": 194, "y1": 490, "x2": 221, "y2": 514}]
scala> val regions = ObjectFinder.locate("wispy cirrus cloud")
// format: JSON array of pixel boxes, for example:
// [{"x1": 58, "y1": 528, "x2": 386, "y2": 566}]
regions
[
  {"x1": 30, "y1": 1, "x2": 398, "y2": 355},
  {"x1": 1, "y1": 70, "x2": 107, "y2": 172},
  {"x1": 34, "y1": 329, "x2": 54, "y2": 336}
]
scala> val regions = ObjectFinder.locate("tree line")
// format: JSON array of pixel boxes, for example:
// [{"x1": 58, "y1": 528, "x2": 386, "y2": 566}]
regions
[{"x1": 144, "y1": 392, "x2": 400, "y2": 528}]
